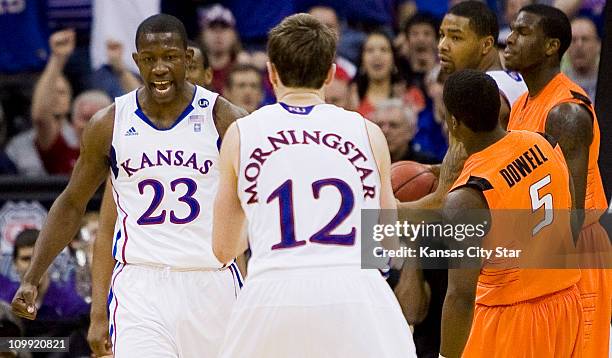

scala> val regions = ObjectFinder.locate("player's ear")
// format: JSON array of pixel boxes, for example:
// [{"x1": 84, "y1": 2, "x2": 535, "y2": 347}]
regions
[
  {"x1": 132, "y1": 52, "x2": 139, "y2": 67},
  {"x1": 545, "y1": 38, "x2": 561, "y2": 57},
  {"x1": 204, "y1": 68, "x2": 213, "y2": 86},
  {"x1": 267, "y1": 61, "x2": 279, "y2": 88},
  {"x1": 185, "y1": 46, "x2": 195, "y2": 63},
  {"x1": 482, "y1": 35, "x2": 495, "y2": 55},
  {"x1": 324, "y1": 63, "x2": 336, "y2": 87}
]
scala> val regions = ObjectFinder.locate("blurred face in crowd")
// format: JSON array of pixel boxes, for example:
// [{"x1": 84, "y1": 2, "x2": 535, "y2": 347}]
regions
[
  {"x1": 55, "y1": 76, "x2": 72, "y2": 118},
  {"x1": 569, "y1": 18, "x2": 600, "y2": 74},
  {"x1": 406, "y1": 23, "x2": 437, "y2": 72},
  {"x1": 325, "y1": 77, "x2": 351, "y2": 109},
  {"x1": 187, "y1": 46, "x2": 212, "y2": 87},
  {"x1": 72, "y1": 99, "x2": 108, "y2": 139},
  {"x1": 309, "y1": 7, "x2": 340, "y2": 38},
  {"x1": 371, "y1": 105, "x2": 416, "y2": 160},
  {"x1": 362, "y1": 33, "x2": 395, "y2": 82},
  {"x1": 133, "y1": 32, "x2": 192, "y2": 104},
  {"x1": 439, "y1": 14, "x2": 484, "y2": 74},
  {"x1": 203, "y1": 23, "x2": 236, "y2": 55},
  {"x1": 225, "y1": 69, "x2": 263, "y2": 113},
  {"x1": 14, "y1": 246, "x2": 34, "y2": 279}
]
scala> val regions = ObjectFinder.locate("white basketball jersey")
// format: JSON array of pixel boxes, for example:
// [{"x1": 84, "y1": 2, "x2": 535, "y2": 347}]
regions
[
  {"x1": 487, "y1": 70, "x2": 528, "y2": 107},
  {"x1": 237, "y1": 103, "x2": 381, "y2": 278},
  {"x1": 110, "y1": 86, "x2": 222, "y2": 268}
]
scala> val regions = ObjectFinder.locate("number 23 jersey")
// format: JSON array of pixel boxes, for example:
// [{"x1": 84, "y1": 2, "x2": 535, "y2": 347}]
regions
[
  {"x1": 109, "y1": 86, "x2": 223, "y2": 269},
  {"x1": 236, "y1": 103, "x2": 381, "y2": 278}
]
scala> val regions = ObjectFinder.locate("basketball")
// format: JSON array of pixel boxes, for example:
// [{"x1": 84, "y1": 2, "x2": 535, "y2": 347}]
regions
[{"x1": 391, "y1": 161, "x2": 438, "y2": 202}]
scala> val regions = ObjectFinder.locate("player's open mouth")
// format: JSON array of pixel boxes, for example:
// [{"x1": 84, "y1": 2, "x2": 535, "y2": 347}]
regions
[{"x1": 152, "y1": 80, "x2": 173, "y2": 96}]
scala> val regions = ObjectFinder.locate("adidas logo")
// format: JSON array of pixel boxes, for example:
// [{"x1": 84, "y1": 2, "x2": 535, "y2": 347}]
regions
[{"x1": 125, "y1": 127, "x2": 138, "y2": 136}]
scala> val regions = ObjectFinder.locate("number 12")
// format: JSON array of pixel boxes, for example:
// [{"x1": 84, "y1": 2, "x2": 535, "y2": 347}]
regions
[{"x1": 267, "y1": 178, "x2": 356, "y2": 250}]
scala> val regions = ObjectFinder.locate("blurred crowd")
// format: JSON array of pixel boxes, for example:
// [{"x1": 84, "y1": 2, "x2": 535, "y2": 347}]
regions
[{"x1": 0, "y1": 0, "x2": 605, "y2": 356}]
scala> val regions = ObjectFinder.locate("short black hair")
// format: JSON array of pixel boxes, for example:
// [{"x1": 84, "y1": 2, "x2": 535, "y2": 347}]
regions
[
  {"x1": 520, "y1": 4, "x2": 572, "y2": 59},
  {"x1": 135, "y1": 14, "x2": 188, "y2": 50},
  {"x1": 443, "y1": 69, "x2": 500, "y2": 132},
  {"x1": 12, "y1": 229, "x2": 39, "y2": 261},
  {"x1": 448, "y1": 1, "x2": 499, "y2": 43},
  {"x1": 187, "y1": 40, "x2": 210, "y2": 70},
  {"x1": 403, "y1": 12, "x2": 439, "y2": 37}
]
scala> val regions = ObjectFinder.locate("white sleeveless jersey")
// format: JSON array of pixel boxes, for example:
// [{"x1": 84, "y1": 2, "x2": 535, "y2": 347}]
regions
[
  {"x1": 487, "y1": 70, "x2": 528, "y2": 107},
  {"x1": 237, "y1": 103, "x2": 381, "y2": 278},
  {"x1": 110, "y1": 86, "x2": 223, "y2": 269}
]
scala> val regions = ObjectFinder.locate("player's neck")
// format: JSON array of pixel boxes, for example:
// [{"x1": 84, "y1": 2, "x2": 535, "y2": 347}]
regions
[
  {"x1": 522, "y1": 63, "x2": 560, "y2": 97},
  {"x1": 479, "y1": 50, "x2": 503, "y2": 72},
  {"x1": 139, "y1": 83, "x2": 195, "y2": 124},
  {"x1": 464, "y1": 127, "x2": 507, "y2": 155},
  {"x1": 277, "y1": 88, "x2": 325, "y2": 106}
]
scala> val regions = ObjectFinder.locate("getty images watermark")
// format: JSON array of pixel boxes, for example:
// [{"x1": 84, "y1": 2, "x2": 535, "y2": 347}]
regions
[{"x1": 361, "y1": 209, "x2": 612, "y2": 270}]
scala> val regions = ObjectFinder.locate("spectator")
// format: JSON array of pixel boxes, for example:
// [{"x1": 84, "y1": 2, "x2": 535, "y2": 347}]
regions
[
  {"x1": 564, "y1": 16, "x2": 600, "y2": 101},
  {"x1": 400, "y1": 13, "x2": 439, "y2": 84},
  {"x1": 30, "y1": 29, "x2": 112, "y2": 175},
  {"x1": 187, "y1": 41, "x2": 213, "y2": 88},
  {"x1": 223, "y1": 64, "x2": 264, "y2": 114},
  {"x1": 0, "y1": 229, "x2": 90, "y2": 355},
  {"x1": 200, "y1": 4, "x2": 241, "y2": 94},
  {"x1": 370, "y1": 98, "x2": 438, "y2": 164},
  {"x1": 411, "y1": 65, "x2": 449, "y2": 161},
  {"x1": 308, "y1": 6, "x2": 357, "y2": 79},
  {"x1": 352, "y1": 31, "x2": 406, "y2": 118},
  {"x1": 90, "y1": 39, "x2": 142, "y2": 99},
  {"x1": 325, "y1": 71, "x2": 354, "y2": 110},
  {"x1": 46, "y1": 0, "x2": 94, "y2": 95}
]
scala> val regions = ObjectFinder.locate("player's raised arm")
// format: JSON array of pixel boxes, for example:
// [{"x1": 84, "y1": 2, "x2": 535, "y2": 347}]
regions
[
  {"x1": 212, "y1": 122, "x2": 247, "y2": 264},
  {"x1": 11, "y1": 105, "x2": 114, "y2": 320},
  {"x1": 439, "y1": 187, "x2": 485, "y2": 358},
  {"x1": 87, "y1": 178, "x2": 117, "y2": 357},
  {"x1": 545, "y1": 103, "x2": 593, "y2": 232}
]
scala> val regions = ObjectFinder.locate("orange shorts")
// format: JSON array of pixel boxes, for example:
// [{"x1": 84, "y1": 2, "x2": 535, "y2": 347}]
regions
[
  {"x1": 576, "y1": 221, "x2": 612, "y2": 357},
  {"x1": 463, "y1": 285, "x2": 583, "y2": 358}
]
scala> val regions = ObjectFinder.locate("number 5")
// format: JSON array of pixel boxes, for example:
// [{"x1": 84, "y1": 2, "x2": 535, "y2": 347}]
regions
[{"x1": 529, "y1": 175, "x2": 553, "y2": 236}]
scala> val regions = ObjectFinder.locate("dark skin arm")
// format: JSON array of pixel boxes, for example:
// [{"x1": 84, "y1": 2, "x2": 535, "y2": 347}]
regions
[
  {"x1": 87, "y1": 178, "x2": 117, "y2": 357},
  {"x1": 545, "y1": 103, "x2": 593, "y2": 235},
  {"x1": 498, "y1": 94, "x2": 511, "y2": 130},
  {"x1": 12, "y1": 105, "x2": 114, "y2": 320},
  {"x1": 439, "y1": 187, "x2": 488, "y2": 358},
  {"x1": 213, "y1": 96, "x2": 249, "y2": 138}
]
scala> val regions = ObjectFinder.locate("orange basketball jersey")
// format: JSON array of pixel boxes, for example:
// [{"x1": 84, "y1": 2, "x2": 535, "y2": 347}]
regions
[
  {"x1": 508, "y1": 73, "x2": 608, "y2": 225},
  {"x1": 450, "y1": 130, "x2": 581, "y2": 306}
]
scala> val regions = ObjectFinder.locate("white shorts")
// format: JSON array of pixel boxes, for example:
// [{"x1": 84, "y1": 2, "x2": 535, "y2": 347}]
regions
[
  {"x1": 108, "y1": 262, "x2": 242, "y2": 358},
  {"x1": 219, "y1": 267, "x2": 416, "y2": 358}
]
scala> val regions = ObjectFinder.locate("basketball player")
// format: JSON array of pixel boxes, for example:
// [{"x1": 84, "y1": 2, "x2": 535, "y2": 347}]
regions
[
  {"x1": 211, "y1": 14, "x2": 416, "y2": 357},
  {"x1": 440, "y1": 70, "x2": 582, "y2": 357},
  {"x1": 438, "y1": 1, "x2": 527, "y2": 128},
  {"x1": 86, "y1": 34, "x2": 227, "y2": 357},
  {"x1": 505, "y1": 5, "x2": 611, "y2": 356},
  {"x1": 11, "y1": 14, "x2": 247, "y2": 358}
]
